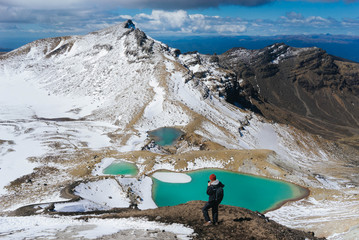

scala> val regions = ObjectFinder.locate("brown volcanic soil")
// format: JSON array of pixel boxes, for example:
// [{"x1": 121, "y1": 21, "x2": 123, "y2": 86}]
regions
[
  {"x1": 219, "y1": 44, "x2": 359, "y2": 148},
  {"x1": 85, "y1": 201, "x2": 324, "y2": 240}
]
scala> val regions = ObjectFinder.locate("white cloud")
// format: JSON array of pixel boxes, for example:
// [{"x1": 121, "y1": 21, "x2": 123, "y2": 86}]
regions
[
  {"x1": 279, "y1": 11, "x2": 336, "y2": 28},
  {"x1": 0, "y1": 4, "x2": 358, "y2": 38},
  {"x1": 0, "y1": 6, "x2": 33, "y2": 23},
  {"x1": 130, "y1": 10, "x2": 247, "y2": 35},
  {"x1": 306, "y1": 16, "x2": 330, "y2": 26},
  {"x1": 136, "y1": 10, "x2": 188, "y2": 30},
  {"x1": 118, "y1": 15, "x2": 132, "y2": 20}
]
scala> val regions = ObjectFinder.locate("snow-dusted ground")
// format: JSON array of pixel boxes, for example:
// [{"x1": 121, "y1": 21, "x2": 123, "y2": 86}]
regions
[
  {"x1": 0, "y1": 215, "x2": 194, "y2": 240},
  {"x1": 55, "y1": 179, "x2": 130, "y2": 212},
  {"x1": 0, "y1": 21, "x2": 358, "y2": 239}
]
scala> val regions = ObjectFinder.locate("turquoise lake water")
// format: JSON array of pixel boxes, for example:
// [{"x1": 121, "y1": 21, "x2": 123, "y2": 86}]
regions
[
  {"x1": 103, "y1": 161, "x2": 138, "y2": 176},
  {"x1": 152, "y1": 169, "x2": 308, "y2": 213},
  {"x1": 148, "y1": 127, "x2": 183, "y2": 146}
]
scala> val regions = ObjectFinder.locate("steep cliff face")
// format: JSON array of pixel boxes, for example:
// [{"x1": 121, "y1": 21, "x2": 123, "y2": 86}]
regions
[{"x1": 219, "y1": 44, "x2": 359, "y2": 144}]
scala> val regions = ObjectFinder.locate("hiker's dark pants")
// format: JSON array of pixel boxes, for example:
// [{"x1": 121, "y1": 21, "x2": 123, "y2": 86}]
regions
[{"x1": 202, "y1": 201, "x2": 219, "y2": 223}]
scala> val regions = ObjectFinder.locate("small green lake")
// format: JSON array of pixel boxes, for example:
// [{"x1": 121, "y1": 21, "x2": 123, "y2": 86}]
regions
[
  {"x1": 152, "y1": 169, "x2": 308, "y2": 213},
  {"x1": 148, "y1": 127, "x2": 183, "y2": 146},
  {"x1": 103, "y1": 161, "x2": 138, "y2": 176}
]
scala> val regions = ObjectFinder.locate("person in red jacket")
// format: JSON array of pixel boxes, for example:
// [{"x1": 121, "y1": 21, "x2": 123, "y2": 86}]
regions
[{"x1": 202, "y1": 173, "x2": 225, "y2": 226}]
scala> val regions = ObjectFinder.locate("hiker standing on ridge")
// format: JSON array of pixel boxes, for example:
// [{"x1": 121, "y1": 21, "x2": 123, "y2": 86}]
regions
[{"x1": 202, "y1": 173, "x2": 224, "y2": 226}]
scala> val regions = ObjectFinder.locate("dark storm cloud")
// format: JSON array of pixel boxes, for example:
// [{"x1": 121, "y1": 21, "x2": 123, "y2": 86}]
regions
[
  {"x1": 0, "y1": 0, "x2": 357, "y2": 11},
  {"x1": 115, "y1": 0, "x2": 275, "y2": 9},
  {"x1": 0, "y1": 0, "x2": 358, "y2": 36},
  {"x1": 0, "y1": 0, "x2": 275, "y2": 11}
]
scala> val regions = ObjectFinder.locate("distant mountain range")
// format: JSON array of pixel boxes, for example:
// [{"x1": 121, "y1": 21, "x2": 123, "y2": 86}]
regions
[
  {"x1": 2, "y1": 34, "x2": 359, "y2": 63},
  {"x1": 157, "y1": 34, "x2": 359, "y2": 63}
]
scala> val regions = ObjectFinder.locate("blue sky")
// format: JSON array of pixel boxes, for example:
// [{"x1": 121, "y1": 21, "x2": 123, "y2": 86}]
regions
[{"x1": 0, "y1": 0, "x2": 358, "y2": 49}]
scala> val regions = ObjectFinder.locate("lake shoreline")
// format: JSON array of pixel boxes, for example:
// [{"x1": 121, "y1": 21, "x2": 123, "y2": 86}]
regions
[
  {"x1": 262, "y1": 183, "x2": 310, "y2": 214},
  {"x1": 150, "y1": 167, "x2": 310, "y2": 213},
  {"x1": 147, "y1": 127, "x2": 184, "y2": 146}
]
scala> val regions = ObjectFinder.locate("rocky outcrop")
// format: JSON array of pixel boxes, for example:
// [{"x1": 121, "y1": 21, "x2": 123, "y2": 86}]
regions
[
  {"x1": 11, "y1": 201, "x2": 326, "y2": 239},
  {"x1": 219, "y1": 44, "x2": 359, "y2": 145},
  {"x1": 124, "y1": 19, "x2": 136, "y2": 29},
  {"x1": 96, "y1": 201, "x2": 326, "y2": 240}
]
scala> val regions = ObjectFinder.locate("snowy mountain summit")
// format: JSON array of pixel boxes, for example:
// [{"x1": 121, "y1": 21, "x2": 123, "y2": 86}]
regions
[
  {"x1": 0, "y1": 21, "x2": 359, "y2": 239},
  {"x1": 124, "y1": 19, "x2": 136, "y2": 29}
]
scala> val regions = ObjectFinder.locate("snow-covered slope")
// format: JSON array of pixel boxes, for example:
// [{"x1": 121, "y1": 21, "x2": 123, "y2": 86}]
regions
[{"x1": 0, "y1": 20, "x2": 358, "y2": 239}]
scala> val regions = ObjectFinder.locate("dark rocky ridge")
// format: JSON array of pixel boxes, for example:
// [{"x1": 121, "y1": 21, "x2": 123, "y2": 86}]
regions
[
  {"x1": 218, "y1": 44, "x2": 359, "y2": 146},
  {"x1": 12, "y1": 201, "x2": 325, "y2": 239},
  {"x1": 84, "y1": 201, "x2": 325, "y2": 240}
]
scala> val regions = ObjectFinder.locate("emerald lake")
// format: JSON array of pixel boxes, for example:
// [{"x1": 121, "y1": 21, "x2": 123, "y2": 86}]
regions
[
  {"x1": 152, "y1": 169, "x2": 308, "y2": 213},
  {"x1": 103, "y1": 161, "x2": 138, "y2": 176},
  {"x1": 148, "y1": 127, "x2": 183, "y2": 146}
]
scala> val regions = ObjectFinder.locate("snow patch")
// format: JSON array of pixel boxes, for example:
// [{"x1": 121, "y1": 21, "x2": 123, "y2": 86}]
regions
[
  {"x1": 152, "y1": 172, "x2": 192, "y2": 183},
  {"x1": 74, "y1": 179, "x2": 130, "y2": 208},
  {"x1": 117, "y1": 176, "x2": 157, "y2": 210},
  {"x1": 144, "y1": 77, "x2": 165, "y2": 119}
]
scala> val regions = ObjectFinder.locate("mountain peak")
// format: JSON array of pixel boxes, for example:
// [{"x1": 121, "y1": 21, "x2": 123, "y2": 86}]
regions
[
  {"x1": 124, "y1": 20, "x2": 136, "y2": 29},
  {"x1": 90, "y1": 20, "x2": 136, "y2": 38}
]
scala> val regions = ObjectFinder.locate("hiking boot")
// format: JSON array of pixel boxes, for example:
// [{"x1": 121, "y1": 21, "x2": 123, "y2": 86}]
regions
[{"x1": 203, "y1": 221, "x2": 211, "y2": 226}]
